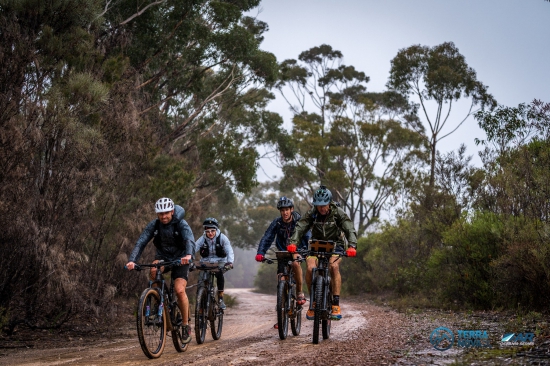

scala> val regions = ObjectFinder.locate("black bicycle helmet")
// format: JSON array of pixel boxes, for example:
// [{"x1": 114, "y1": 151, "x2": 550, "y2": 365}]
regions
[
  {"x1": 276, "y1": 196, "x2": 294, "y2": 210},
  {"x1": 203, "y1": 217, "x2": 219, "y2": 229},
  {"x1": 312, "y1": 185, "x2": 332, "y2": 206}
]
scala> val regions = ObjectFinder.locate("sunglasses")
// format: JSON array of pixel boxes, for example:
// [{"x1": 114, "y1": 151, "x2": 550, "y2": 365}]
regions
[{"x1": 204, "y1": 229, "x2": 216, "y2": 234}]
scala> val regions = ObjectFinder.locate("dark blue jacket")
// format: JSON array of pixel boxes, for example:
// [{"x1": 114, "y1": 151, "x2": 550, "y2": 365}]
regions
[{"x1": 256, "y1": 212, "x2": 311, "y2": 255}]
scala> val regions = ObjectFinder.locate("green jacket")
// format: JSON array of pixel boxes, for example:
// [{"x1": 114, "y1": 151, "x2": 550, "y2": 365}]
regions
[{"x1": 290, "y1": 202, "x2": 357, "y2": 247}]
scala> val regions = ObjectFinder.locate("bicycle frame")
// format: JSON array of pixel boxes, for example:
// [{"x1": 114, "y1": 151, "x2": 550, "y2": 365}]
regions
[
  {"x1": 197, "y1": 266, "x2": 224, "y2": 321},
  {"x1": 307, "y1": 240, "x2": 347, "y2": 344},
  {"x1": 137, "y1": 260, "x2": 181, "y2": 330},
  {"x1": 309, "y1": 252, "x2": 334, "y2": 321},
  {"x1": 263, "y1": 250, "x2": 305, "y2": 339},
  {"x1": 132, "y1": 259, "x2": 189, "y2": 358},
  {"x1": 275, "y1": 251, "x2": 304, "y2": 316},
  {"x1": 193, "y1": 263, "x2": 225, "y2": 343}
]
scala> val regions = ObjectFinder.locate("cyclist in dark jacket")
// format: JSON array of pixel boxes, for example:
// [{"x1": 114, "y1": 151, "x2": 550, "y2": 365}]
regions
[
  {"x1": 126, "y1": 197, "x2": 195, "y2": 344},
  {"x1": 289, "y1": 186, "x2": 357, "y2": 321},
  {"x1": 256, "y1": 197, "x2": 311, "y2": 308}
]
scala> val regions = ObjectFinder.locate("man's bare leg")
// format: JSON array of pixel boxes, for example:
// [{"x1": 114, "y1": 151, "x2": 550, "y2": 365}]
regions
[
  {"x1": 292, "y1": 261, "x2": 303, "y2": 293},
  {"x1": 174, "y1": 278, "x2": 189, "y2": 325},
  {"x1": 329, "y1": 256, "x2": 341, "y2": 296},
  {"x1": 305, "y1": 257, "x2": 317, "y2": 294}
]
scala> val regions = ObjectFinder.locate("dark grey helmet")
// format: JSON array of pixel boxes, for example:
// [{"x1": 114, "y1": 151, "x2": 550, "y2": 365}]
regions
[
  {"x1": 276, "y1": 196, "x2": 294, "y2": 210},
  {"x1": 312, "y1": 185, "x2": 332, "y2": 206},
  {"x1": 203, "y1": 217, "x2": 219, "y2": 229}
]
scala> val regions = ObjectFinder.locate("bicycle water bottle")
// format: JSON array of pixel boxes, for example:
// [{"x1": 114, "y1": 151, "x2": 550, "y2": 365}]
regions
[
  {"x1": 158, "y1": 303, "x2": 164, "y2": 316},
  {"x1": 145, "y1": 305, "x2": 150, "y2": 316}
]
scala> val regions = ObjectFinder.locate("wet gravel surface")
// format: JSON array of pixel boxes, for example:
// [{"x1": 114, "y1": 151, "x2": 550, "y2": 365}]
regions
[{"x1": 1, "y1": 289, "x2": 550, "y2": 365}]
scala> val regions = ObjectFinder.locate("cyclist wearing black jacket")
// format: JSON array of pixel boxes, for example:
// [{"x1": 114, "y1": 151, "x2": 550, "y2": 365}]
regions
[
  {"x1": 255, "y1": 197, "x2": 311, "y2": 307},
  {"x1": 126, "y1": 197, "x2": 195, "y2": 343}
]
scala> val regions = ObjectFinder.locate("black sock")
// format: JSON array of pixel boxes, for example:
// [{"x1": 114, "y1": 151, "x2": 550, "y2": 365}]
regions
[{"x1": 333, "y1": 295, "x2": 339, "y2": 306}]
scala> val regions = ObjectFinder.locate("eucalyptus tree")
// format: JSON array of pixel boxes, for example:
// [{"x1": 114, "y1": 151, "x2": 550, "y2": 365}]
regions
[
  {"x1": 102, "y1": 0, "x2": 279, "y2": 148},
  {"x1": 387, "y1": 42, "x2": 497, "y2": 190},
  {"x1": 276, "y1": 45, "x2": 425, "y2": 234}
]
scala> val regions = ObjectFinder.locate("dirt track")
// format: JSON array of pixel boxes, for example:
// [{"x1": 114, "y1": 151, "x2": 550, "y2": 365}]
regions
[{"x1": 0, "y1": 289, "x2": 462, "y2": 365}]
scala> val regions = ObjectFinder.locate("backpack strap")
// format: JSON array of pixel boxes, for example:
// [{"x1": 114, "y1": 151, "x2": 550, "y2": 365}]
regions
[{"x1": 214, "y1": 233, "x2": 227, "y2": 257}]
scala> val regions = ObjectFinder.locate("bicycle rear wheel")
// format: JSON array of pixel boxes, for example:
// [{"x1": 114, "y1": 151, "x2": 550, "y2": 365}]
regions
[
  {"x1": 171, "y1": 303, "x2": 190, "y2": 352},
  {"x1": 137, "y1": 288, "x2": 166, "y2": 358},
  {"x1": 276, "y1": 281, "x2": 289, "y2": 340},
  {"x1": 322, "y1": 284, "x2": 332, "y2": 340},
  {"x1": 210, "y1": 291, "x2": 223, "y2": 340},
  {"x1": 312, "y1": 276, "x2": 323, "y2": 344},
  {"x1": 195, "y1": 287, "x2": 208, "y2": 344}
]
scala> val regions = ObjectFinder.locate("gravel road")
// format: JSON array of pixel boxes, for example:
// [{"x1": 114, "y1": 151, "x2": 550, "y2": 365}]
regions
[{"x1": 4, "y1": 288, "x2": 544, "y2": 365}]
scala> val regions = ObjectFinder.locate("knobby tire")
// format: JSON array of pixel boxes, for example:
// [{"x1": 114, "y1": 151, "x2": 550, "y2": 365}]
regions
[
  {"x1": 290, "y1": 285, "x2": 301, "y2": 336},
  {"x1": 322, "y1": 281, "x2": 332, "y2": 340},
  {"x1": 195, "y1": 286, "x2": 208, "y2": 344},
  {"x1": 210, "y1": 286, "x2": 223, "y2": 340},
  {"x1": 171, "y1": 302, "x2": 189, "y2": 352},
  {"x1": 277, "y1": 281, "x2": 289, "y2": 340},
  {"x1": 136, "y1": 288, "x2": 166, "y2": 358},
  {"x1": 313, "y1": 276, "x2": 323, "y2": 344}
]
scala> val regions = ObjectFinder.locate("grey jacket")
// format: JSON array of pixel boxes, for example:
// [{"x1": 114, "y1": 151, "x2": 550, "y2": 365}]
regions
[
  {"x1": 128, "y1": 205, "x2": 195, "y2": 262},
  {"x1": 194, "y1": 229, "x2": 235, "y2": 264}
]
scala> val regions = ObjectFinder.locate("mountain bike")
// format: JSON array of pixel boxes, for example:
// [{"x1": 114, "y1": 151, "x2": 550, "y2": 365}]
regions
[
  {"x1": 193, "y1": 263, "x2": 225, "y2": 344},
  {"x1": 131, "y1": 260, "x2": 190, "y2": 358},
  {"x1": 307, "y1": 240, "x2": 348, "y2": 344},
  {"x1": 262, "y1": 250, "x2": 305, "y2": 340}
]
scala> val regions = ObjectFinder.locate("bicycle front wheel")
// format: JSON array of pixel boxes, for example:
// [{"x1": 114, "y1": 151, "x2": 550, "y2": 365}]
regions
[
  {"x1": 195, "y1": 287, "x2": 208, "y2": 344},
  {"x1": 136, "y1": 288, "x2": 166, "y2": 358},
  {"x1": 312, "y1": 276, "x2": 323, "y2": 344},
  {"x1": 322, "y1": 283, "x2": 332, "y2": 340},
  {"x1": 290, "y1": 288, "x2": 301, "y2": 336},
  {"x1": 171, "y1": 303, "x2": 189, "y2": 352},
  {"x1": 276, "y1": 281, "x2": 289, "y2": 340},
  {"x1": 210, "y1": 292, "x2": 223, "y2": 340}
]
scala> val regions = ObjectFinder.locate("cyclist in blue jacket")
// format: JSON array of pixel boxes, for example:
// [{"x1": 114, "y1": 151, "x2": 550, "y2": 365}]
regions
[{"x1": 256, "y1": 197, "x2": 311, "y2": 308}]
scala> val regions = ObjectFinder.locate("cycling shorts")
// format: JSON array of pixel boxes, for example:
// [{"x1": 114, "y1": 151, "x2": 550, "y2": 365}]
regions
[
  {"x1": 306, "y1": 244, "x2": 345, "y2": 259},
  {"x1": 153, "y1": 257, "x2": 190, "y2": 281},
  {"x1": 163, "y1": 264, "x2": 189, "y2": 281}
]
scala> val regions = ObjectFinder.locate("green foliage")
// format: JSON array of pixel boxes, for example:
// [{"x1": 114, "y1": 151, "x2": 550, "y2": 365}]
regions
[
  {"x1": 387, "y1": 41, "x2": 496, "y2": 188},
  {"x1": 145, "y1": 155, "x2": 196, "y2": 206},
  {"x1": 426, "y1": 212, "x2": 503, "y2": 308},
  {"x1": 277, "y1": 44, "x2": 425, "y2": 234}
]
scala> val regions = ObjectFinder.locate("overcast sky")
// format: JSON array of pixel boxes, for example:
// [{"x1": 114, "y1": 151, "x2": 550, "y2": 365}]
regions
[{"x1": 252, "y1": 0, "x2": 550, "y2": 182}]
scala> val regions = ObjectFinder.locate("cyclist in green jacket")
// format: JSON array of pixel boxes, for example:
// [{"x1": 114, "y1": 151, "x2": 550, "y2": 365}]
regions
[{"x1": 288, "y1": 186, "x2": 357, "y2": 320}]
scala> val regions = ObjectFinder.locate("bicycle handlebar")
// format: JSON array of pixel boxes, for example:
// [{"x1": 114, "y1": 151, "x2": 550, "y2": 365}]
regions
[
  {"x1": 189, "y1": 262, "x2": 227, "y2": 273},
  {"x1": 262, "y1": 250, "x2": 308, "y2": 264},
  {"x1": 129, "y1": 259, "x2": 182, "y2": 272}
]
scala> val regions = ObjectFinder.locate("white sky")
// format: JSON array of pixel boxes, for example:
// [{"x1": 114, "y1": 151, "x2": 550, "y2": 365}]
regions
[{"x1": 252, "y1": 0, "x2": 550, "y2": 181}]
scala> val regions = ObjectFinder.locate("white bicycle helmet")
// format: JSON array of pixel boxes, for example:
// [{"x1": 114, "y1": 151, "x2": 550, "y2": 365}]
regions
[{"x1": 155, "y1": 197, "x2": 175, "y2": 213}]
